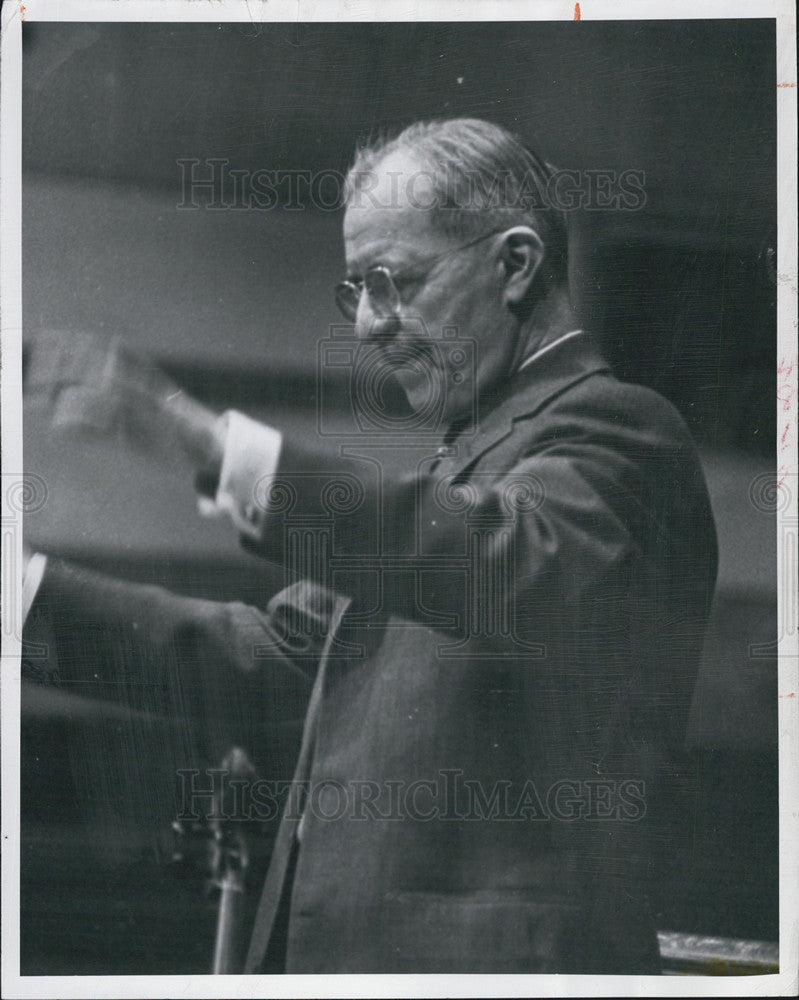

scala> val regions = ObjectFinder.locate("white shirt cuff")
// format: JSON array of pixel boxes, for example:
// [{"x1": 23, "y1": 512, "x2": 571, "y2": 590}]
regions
[
  {"x1": 198, "y1": 411, "x2": 282, "y2": 539},
  {"x1": 22, "y1": 552, "x2": 48, "y2": 627}
]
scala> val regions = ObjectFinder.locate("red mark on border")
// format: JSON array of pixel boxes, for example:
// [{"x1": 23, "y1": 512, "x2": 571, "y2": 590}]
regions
[
  {"x1": 20, "y1": 4, "x2": 26, "y2": 20},
  {"x1": 777, "y1": 83, "x2": 796, "y2": 88},
  {"x1": 777, "y1": 356, "x2": 797, "y2": 459},
  {"x1": 778, "y1": 356, "x2": 796, "y2": 379},
  {"x1": 574, "y1": 3, "x2": 581, "y2": 20},
  {"x1": 779, "y1": 692, "x2": 796, "y2": 698}
]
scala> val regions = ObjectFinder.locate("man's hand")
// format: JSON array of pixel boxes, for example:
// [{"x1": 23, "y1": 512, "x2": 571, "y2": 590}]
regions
[{"x1": 25, "y1": 329, "x2": 225, "y2": 474}]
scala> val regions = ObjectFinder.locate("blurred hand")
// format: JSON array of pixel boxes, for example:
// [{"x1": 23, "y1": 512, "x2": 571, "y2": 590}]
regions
[
  {"x1": 25, "y1": 329, "x2": 224, "y2": 472},
  {"x1": 26, "y1": 328, "x2": 181, "y2": 449}
]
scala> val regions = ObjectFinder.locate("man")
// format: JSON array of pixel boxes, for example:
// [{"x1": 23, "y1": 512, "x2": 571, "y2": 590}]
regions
[{"x1": 24, "y1": 118, "x2": 718, "y2": 973}]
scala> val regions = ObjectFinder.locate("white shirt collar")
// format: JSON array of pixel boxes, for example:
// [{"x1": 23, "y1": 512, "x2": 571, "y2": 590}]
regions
[{"x1": 517, "y1": 329, "x2": 584, "y2": 373}]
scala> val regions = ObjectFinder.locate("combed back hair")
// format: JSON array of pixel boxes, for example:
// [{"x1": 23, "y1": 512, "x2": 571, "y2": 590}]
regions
[{"x1": 344, "y1": 118, "x2": 569, "y2": 287}]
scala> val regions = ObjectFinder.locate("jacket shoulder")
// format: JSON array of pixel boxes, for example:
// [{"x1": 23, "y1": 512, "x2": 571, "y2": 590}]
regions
[{"x1": 519, "y1": 370, "x2": 701, "y2": 459}]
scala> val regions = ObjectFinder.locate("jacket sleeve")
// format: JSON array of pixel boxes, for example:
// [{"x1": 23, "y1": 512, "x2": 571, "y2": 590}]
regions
[
  {"x1": 228, "y1": 416, "x2": 716, "y2": 653},
  {"x1": 22, "y1": 557, "x2": 345, "y2": 777}
]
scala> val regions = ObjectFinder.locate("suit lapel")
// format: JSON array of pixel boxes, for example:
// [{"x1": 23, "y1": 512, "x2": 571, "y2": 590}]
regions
[
  {"x1": 244, "y1": 590, "x2": 351, "y2": 974},
  {"x1": 443, "y1": 331, "x2": 611, "y2": 478}
]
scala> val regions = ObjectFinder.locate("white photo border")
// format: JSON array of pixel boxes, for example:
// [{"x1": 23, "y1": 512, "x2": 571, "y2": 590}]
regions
[{"x1": 2, "y1": 2, "x2": 796, "y2": 997}]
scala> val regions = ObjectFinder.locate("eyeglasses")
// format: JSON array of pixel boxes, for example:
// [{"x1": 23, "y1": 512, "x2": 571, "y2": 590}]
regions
[{"x1": 334, "y1": 228, "x2": 505, "y2": 322}]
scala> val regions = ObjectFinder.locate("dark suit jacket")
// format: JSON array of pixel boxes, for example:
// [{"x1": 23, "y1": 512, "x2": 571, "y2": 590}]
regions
[
  {"x1": 234, "y1": 331, "x2": 718, "y2": 973},
  {"x1": 26, "y1": 331, "x2": 717, "y2": 974},
  {"x1": 23, "y1": 566, "x2": 343, "y2": 788}
]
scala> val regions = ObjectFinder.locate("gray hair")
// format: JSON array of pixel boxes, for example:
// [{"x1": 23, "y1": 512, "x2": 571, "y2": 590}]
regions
[{"x1": 344, "y1": 118, "x2": 568, "y2": 285}]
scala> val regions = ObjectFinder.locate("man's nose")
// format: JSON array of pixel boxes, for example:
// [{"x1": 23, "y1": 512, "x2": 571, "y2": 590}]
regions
[
  {"x1": 354, "y1": 292, "x2": 374, "y2": 339},
  {"x1": 357, "y1": 301, "x2": 401, "y2": 343}
]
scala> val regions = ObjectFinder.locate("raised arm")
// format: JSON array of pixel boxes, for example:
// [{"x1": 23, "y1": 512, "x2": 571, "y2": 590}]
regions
[{"x1": 24, "y1": 329, "x2": 228, "y2": 477}]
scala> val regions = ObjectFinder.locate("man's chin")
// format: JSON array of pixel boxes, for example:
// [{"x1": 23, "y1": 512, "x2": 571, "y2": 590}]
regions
[
  {"x1": 394, "y1": 366, "x2": 445, "y2": 413},
  {"x1": 396, "y1": 373, "x2": 470, "y2": 430}
]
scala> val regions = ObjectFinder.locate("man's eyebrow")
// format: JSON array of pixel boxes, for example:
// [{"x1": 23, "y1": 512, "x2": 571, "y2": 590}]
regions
[
  {"x1": 344, "y1": 256, "x2": 389, "y2": 280},
  {"x1": 346, "y1": 239, "x2": 419, "y2": 278},
  {"x1": 367, "y1": 250, "x2": 422, "y2": 275}
]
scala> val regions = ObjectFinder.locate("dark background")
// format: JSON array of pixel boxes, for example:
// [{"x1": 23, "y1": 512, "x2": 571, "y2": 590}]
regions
[{"x1": 20, "y1": 20, "x2": 778, "y2": 973}]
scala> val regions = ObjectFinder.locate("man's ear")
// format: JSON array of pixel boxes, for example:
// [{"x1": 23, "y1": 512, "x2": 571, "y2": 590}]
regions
[{"x1": 498, "y1": 227, "x2": 545, "y2": 305}]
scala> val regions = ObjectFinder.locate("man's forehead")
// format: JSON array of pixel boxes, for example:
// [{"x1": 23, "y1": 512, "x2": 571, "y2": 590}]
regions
[
  {"x1": 352, "y1": 148, "x2": 437, "y2": 212},
  {"x1": 343, "y1": 149, "x2": 442, "y2": 259},
  {"x1": 343, "y1": 200, "x2": 435, "y2": 252}
]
